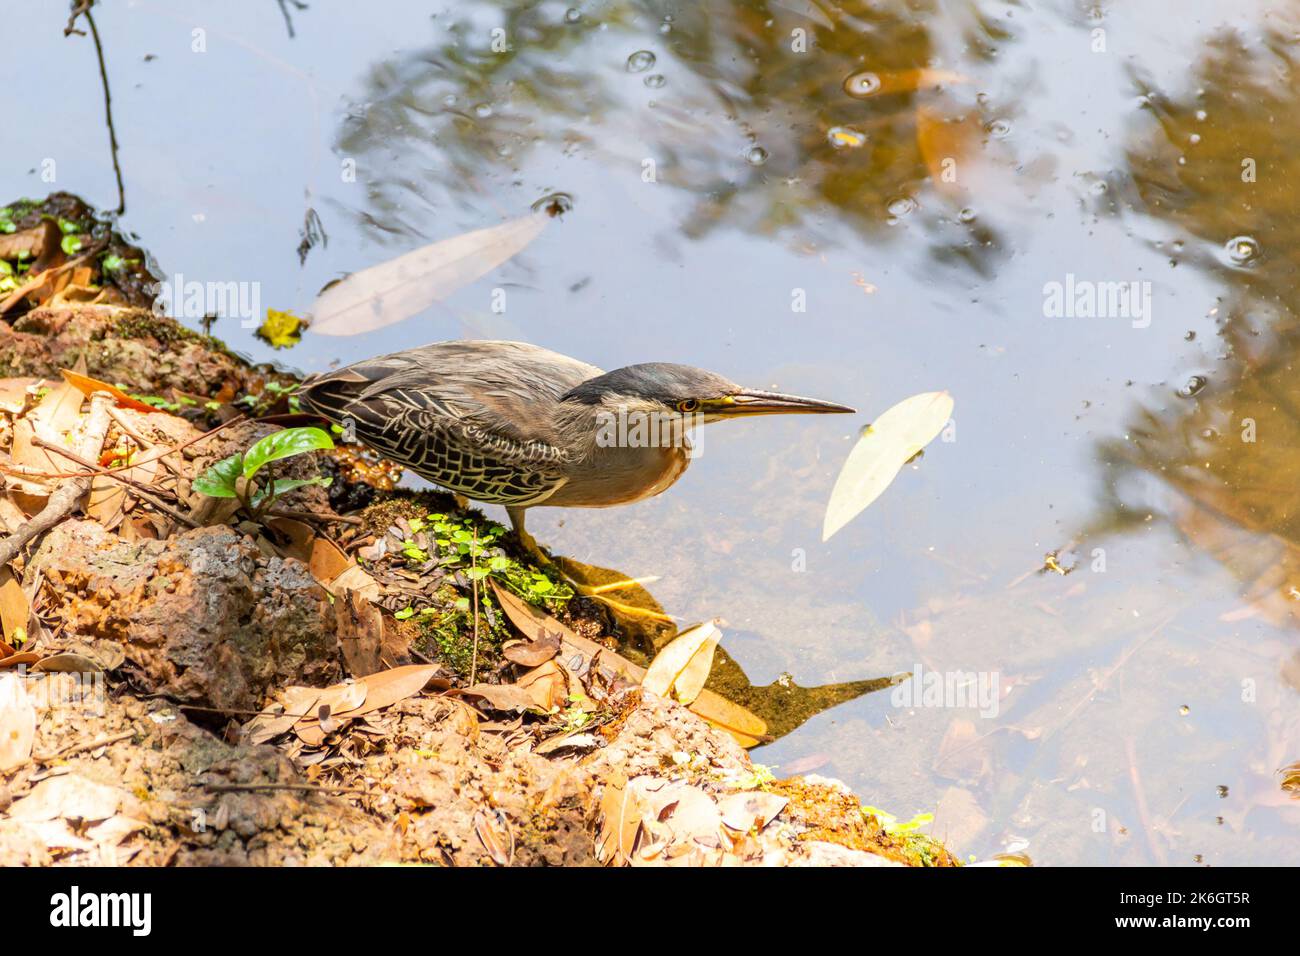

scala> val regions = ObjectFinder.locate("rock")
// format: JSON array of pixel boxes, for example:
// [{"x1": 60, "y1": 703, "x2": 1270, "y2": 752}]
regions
[
  {"x1": 30, "y1": 520, "x2": 340, "y2": 711},
  {"x1": 0, "y1": 303, "x2": 254, "y2": 400}
]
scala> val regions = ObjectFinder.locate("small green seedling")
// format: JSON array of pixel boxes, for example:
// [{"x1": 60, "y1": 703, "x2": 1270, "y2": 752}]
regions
[{"x1": 192, "y1": 426, "x2": 334, "y2": 518}]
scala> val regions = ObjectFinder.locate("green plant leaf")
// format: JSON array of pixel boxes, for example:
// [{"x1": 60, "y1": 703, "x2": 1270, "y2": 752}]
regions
[
  {"x1": 192, "y1": 453, "x2": 244, "y2": 498},
  {"x1": 250, "y1": 475, "x2": 333, "y2": 508},
  {"x1": 242, "y1": 427, "x2": 334, "y2": 479}
]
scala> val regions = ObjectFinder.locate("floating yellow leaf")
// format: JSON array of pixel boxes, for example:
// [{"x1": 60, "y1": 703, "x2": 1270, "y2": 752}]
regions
[
  {"x1": 257, "y1": 308, "x2": 306, "y2": 349},
  {"x1": 823, "y1": 391, "x2": 954, "y2": 541}
]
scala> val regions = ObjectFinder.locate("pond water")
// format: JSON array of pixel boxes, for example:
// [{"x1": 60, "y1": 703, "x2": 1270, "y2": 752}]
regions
[{"x1": 9, "y1": 0, "x2": 1300, "y2": 864}]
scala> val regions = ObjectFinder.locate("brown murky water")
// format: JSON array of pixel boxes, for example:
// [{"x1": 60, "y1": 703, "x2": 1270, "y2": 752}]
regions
[{"x1": 9, "y1": 0, "x2": 1300, "y2": 864}]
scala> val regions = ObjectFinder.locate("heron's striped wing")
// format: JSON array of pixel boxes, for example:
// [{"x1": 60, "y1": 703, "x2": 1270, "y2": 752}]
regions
[{"x1": 313, "y1": 384, "x2": 568, "y2": 506}]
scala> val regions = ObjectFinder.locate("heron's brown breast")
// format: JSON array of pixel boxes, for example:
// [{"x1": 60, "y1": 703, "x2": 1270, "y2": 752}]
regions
[{"x1": 543, "y1": 444, "x2": 691, "y2": 508}]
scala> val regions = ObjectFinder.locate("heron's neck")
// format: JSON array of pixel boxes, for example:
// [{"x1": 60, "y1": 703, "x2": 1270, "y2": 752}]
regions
[{"x1": 553, "y1": 399, "x2": 695, "y2": 462}]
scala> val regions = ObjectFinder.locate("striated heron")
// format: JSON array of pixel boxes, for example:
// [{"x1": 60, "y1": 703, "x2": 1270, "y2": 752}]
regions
[{"x1": 301, "y1": 340, "x2": 854, "y2": 561}]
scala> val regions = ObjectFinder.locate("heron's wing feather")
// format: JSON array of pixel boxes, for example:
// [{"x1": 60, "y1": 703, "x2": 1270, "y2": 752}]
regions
[{"x1": 300, "y1": 341, "x2": 598, "y2": 504}]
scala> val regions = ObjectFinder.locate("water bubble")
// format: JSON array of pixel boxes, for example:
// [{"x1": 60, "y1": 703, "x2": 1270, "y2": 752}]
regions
[
  {"x1": 473, "y1": 103, "x2": 494, "y2": 118},
  {"x1": 564, "y1": 7, "x2": 581, "y2": 22},
  {"x1": 626, "y1": 50, "x2": 656, "y2": 73},
  {"x1": 1177, "y1": 374, "x2": 1209, "y2": 398},
  {"x1": 827, "y1": 126, "x2": 867, "y2": 149},
  {"x1": 987, "y1": 118, "x2": 1012, "y2": 139},
  {"x1": 745, "y1": 146, "x2": 769, "y2": 166},
  {"x1": 1224, "y1": 234, "x2": 1261, "y2": 266},
  {"x1": 1195, "y1": 109, "x2": 1208, "y2": 121},
  {"x1": 887, "y1": 196, "x2": 918, "y2": 218},
  {"x1": 958, "y1": 207, "x2": 977, "y2": 223},
  {"x1": 643, "y1": 73, "x2": 666, "y2": 89},
  {"x1": 532, "y1": 192, "x2": 574, "y2": 217},
  {"x1": 1184, "y1": 330, "x2": 1196, "y2": 341},
  {"x1": 843, "y1": 71, "x2": 881, "y2": 98}
]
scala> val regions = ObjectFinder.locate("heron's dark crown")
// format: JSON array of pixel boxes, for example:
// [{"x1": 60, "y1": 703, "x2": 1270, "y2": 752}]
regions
[{"x1": 561, "y1": 363, "x2": 740, "y2": 406}]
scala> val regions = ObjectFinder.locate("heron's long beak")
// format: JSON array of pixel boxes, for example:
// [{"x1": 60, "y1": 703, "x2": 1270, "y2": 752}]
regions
[{"x1": 710, "y1": 390, "x2": 856, "y2": 417}]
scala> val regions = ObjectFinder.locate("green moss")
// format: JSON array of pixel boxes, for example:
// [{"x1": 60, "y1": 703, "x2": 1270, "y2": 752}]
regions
[{"x1": 109, "y1": 310, "x2": 230, "y2": 355}]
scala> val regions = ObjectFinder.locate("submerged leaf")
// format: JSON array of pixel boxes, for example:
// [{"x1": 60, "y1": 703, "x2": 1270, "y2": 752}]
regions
[
  {"x1": 310, "y1": 212, "x2": 550, "y2": 336},
  {"x1": 822, "y1": 391, "x2": 954, "y2": 541}
]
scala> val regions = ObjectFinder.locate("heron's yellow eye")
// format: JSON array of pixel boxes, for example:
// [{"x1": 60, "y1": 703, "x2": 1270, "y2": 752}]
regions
[{"x1": 677, "y1": 399, "x2": 700, "y2": 413}]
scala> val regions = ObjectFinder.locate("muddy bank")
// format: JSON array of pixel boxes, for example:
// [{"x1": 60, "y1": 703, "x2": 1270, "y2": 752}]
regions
[{"x1": 0, "y1": 194, "x2": 959, "y2": 866}]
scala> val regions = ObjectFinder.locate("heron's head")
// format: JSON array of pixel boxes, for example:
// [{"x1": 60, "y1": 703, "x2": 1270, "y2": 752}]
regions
[{"x1": 560, "y1": 363, "x2": 855, "y2": 423}]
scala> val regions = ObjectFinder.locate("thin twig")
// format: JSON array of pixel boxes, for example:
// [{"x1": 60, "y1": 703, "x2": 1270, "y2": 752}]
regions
[
  {"x1": 67, "y1": 3, "x2": 126, "y2": 214},
  {"x1": 104, "y1": 405, "x2": 185, "y2": 477},
  {"x1": 264, "y1": 507, "x2": 362, "y2": 526},
  {"x1": 34, "y1": 729, "x2": 133, "y2": 764},
  {"x1": 32, "y1": 435, "x2": 199, "y2": 528},
  {"x1": 204, "y1": 782, "x2": 369, "y2": 796},
  {"x1": 469, "y1": 528, "x2": 480, "y2": 685}
]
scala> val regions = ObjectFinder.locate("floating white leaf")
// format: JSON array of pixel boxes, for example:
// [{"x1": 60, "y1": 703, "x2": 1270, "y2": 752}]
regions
[
  {"x1": 310, "y1": 212, "x2": 550, "y2": 336},
  {"x1": 643, "y1": 621, "x2": 721, "y2": 705},
  {"x1": 822, "y1": 391, "x2": 954, "y2": 541}
]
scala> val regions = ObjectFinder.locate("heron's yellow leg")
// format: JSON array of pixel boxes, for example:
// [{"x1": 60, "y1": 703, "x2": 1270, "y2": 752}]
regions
[{"x1": 506, "y1": 507, "x2": 675, "y2": 623}]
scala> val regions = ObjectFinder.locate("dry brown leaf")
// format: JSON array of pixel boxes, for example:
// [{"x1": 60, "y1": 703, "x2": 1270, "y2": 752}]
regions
[
  {"x1": 0, "y1": 378, "x2": 39, "y2": 415},
  {"x1": 502, "y1": 630, "x2": 562, "y2": 667},
  {"x1": 596, "y1": 776, "x2": 644, "y2": 866},
  {"x1": 0, "y1": 672, "x2": 35, "y2": 771},
  {"x1": 716, "y1": 791, "x2": 789, "y2": 833},
  {"x1": 60, "y1": 369, "x2": 160, "y2": 414},
  {"x1": 489, "y1": 580, "x2": 767, "y2": 746},
  {"x1": 334, "y1": 589, "x2": 384, "y2": 677},
  {"x1": 336, "y1": 663, "x2": 441, "y2": 718},
  {"x1": 87, "y1": 451, "x2": 160, "y2": 531},
  {"x1": 8, "y1": 379, "x2": 85, "y2": 510},
  {"x1": 0, "y1": 224, "x2": 55, "y2": 261},
  {"x1": 643, "y1": 621, "x2": 721, "y2": 705},
  {"x1": 326, "y1": 563, "x2": 382, "y2": 602},
  {"x1": 0, "y1": 653, "x2": 40, "y2": 670},
  {"x1": 0, "y1": 566, "x2": 30, "y2": 647},
  {"x1": 473, "y1": 808, "x2": 514, "y2": 865},
  {"x1": 515, "y1": 659, "x2": 568, "y2": 713},
  {"x1": 7, "y1": 773, "x2": 120, "y2": 822},
  {"x1": 31, "y1": 653, "x2": 103, "y2": 674},
  {"x1": 244, "y1": 685, "x2": 321, "y2": 745},
  {"x1": 459, "y1": 682, "x2": 541, "y2": 714}
]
